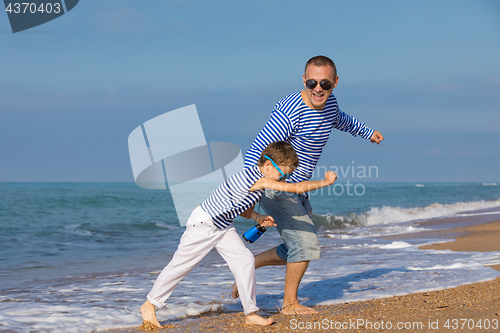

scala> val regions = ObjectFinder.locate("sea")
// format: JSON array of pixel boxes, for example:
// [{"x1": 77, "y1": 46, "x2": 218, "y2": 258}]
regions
[{"x1": 1, "y1": 182, "x2": 500, "y2": 332}]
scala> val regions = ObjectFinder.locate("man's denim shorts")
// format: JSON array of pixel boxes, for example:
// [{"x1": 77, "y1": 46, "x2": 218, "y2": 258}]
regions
[{"x1": 260, "y1": 189, "x2": 320, "y2": 263}]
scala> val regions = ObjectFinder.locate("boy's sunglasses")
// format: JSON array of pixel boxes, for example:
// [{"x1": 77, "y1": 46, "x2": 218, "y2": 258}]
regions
[
  {"x1": 264, "y1": 155, "x2": 291, "y2": 181},
  {"x1": 305, "y1": 79, "x2": 333, "y2": 90}
]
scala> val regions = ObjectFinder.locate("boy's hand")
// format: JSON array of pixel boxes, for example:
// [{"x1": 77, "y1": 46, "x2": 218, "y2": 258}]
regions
[
  {"x1": 325, "y1": 171, "x2": 337, "y2": 185},
  {"x1": 258, "y1": 215, "x2": 276, "y2": 228}
]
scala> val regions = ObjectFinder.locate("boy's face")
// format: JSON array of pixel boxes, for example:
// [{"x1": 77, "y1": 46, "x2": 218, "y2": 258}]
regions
[
  {"x1": 263, "y1": 161, "x2": 294, "y2": 182},
  {"x1": 302, "y1": 64, "x2": 338, "y2": 110}
]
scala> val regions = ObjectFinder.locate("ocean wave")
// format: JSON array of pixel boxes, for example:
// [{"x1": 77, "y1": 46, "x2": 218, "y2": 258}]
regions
[{"x1": 314, "y1": 198, "x2": 500, "y2": 230}]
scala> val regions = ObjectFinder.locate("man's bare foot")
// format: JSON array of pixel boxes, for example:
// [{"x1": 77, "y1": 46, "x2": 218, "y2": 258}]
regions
[
  {"x1": 281, "y1": 301, "x2": 318, "y2": 315},
  {"x1": 245, "y1": 313, "x2": 274, "y2": 326},
  {"x1": 140, "y1": 300, "x2": 162, "y2": 328},
  {"x1": 231, "y1": 282, "x2": 239, "y2": 298}
]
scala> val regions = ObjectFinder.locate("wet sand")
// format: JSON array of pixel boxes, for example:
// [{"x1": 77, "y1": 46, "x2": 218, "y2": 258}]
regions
[
  {"x1": 419, "y1": 219, "x2": 500, "y2": 272},
  {"x1": 104, "y1": 219, "x2": 500, "y2": 332}
]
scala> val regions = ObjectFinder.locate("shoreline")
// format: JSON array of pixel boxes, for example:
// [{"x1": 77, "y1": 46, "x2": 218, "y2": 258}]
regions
[
  {"x1": 383, "y1": 218, "x2": 500, "y2": 272},
  {"x1": 418, "y1": 219, "x2": 500, "y2": 271},
  {"x1": 103, "y1": 218, "x2": 500, "y2": 332}
]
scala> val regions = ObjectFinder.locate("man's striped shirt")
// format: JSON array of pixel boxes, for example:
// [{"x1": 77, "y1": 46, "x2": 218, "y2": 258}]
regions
[
  {"x1": 244, "y1": 91, "x2": 373, "y2": 184},
  {"x1": 201, "y1": 166, "x2": 265, "y2": 229}
]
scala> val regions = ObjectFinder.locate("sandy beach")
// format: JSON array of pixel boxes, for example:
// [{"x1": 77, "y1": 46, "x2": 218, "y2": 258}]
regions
[{"x1": 103, "y1": 219, "x2": 500, "y2": 332}]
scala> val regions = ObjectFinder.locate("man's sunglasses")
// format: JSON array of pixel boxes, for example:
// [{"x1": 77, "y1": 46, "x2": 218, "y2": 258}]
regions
[
  {"x1": 264, "y1": 155, "x2": 291, "y2": 181},
  {"x1": 305, "y1": 79, "x2": 333, "y2": 91}
]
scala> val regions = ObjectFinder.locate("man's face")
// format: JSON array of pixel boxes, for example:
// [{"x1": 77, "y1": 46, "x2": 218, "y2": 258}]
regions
[{"x1": 302, "y1": 65, "x2": 338, "y2": 110}]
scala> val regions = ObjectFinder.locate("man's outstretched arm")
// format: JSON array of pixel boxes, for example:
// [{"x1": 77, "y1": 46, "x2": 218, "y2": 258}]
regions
[
  {"x1": 333, "y1": 109, "x2": 383, "y2": 145},
  {"x1": 332, "y1": 109, "x2": 373, "y2": 139}
]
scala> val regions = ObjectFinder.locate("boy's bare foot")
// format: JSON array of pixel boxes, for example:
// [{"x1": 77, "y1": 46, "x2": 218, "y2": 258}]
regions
[
  {"x1": 141, "y1": 300, "x2": 162, "y2": 328},
  {"x1": 245, "y1": 313, "x2": 274, "y2": 326},
  {"x1": 231, "y1": 282, "x2": 239, "y2": 298},
  {"x1": 281, "y1": 301, "x2": 318, "y2": 315}
]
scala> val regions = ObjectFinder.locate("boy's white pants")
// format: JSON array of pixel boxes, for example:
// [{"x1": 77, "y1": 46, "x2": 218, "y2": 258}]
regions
[{"x1": 147, "y1": 206, "x2": 259, "y2": 315}]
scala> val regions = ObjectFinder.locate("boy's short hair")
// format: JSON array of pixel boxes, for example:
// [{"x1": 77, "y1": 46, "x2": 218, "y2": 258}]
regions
[
  {"x1": 257, "y1": 141, "x2": 299, "y2": 169},
  {"x1": 305, "y1": 55, "x2": 337, "y2": 78}
]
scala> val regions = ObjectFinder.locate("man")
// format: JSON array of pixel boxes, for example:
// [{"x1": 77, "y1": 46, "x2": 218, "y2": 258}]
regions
[{"x1": 234, "y1": 55, "x2": 384, "y2": 314}]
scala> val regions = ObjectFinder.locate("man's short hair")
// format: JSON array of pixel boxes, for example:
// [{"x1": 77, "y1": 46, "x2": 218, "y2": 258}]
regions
[
  {"x1": 258, "y1": 141, "x2": 299, "y2": 169},
  {"x1": 305, "y1": 55, "x2": 337, "y2": 78}
]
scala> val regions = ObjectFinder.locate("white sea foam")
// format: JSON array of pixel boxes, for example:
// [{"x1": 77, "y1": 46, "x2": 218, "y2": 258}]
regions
[
  {"x1": 325, "y1": 224, "x2": 429, "y2": 239},
  {"x1": 63, "y1": 224, "x2": 92, "y2": 236},
  {"x1": 456, "y1": 211, "x2": 500, "y2": 217},
  {"x1": 408, "y1": 262, "x2": 483, "y2": 271},
  {"x1": 318, "y1": 199, "x2": 500, "y2": 230},
  {"x1": 364, "y1": 199, "x2": 500, "y2": 225},
  {"x1": 373, "y1": 241, "x2": 413, "y2": 249}
]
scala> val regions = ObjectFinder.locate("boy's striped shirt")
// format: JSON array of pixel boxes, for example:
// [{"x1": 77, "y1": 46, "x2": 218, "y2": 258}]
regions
[{"x1": 201, "y1": 166, "x2": 264, "y2": 229}]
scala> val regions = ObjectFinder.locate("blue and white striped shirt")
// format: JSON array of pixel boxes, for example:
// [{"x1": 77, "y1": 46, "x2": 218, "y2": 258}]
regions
[
  {"x1": 201, "y1": 166, "x2": 265, "y2": 229},
  {"x1": 244, "y1": 91, "x2": 373, "y2": 184}
]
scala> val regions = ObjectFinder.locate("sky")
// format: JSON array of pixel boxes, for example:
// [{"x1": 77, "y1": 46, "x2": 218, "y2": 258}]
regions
[{"x1": 1, "y1": 0, "x2": 499, "y2": 182}]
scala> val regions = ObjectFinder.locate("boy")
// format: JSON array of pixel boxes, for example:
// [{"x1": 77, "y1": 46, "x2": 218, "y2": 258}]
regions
[{"x1": 141, "y1": 141, "x2": 337, "y2": 327}]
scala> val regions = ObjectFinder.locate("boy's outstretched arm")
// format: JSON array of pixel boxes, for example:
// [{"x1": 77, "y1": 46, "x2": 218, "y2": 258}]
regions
[{"x1": 252, "y1": 171, "x2": 337, "y2": 193}]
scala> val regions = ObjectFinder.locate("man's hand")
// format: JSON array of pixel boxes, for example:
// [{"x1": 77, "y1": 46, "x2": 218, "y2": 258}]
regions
[
  {"x1": 370, "y1": 130, "x2": 384, "y2": 145},
  {"x1": 258, "y1": 215, "x2": 276, "y2": 228},
  {"x1": 324, "y1": 171, "x2": 337, "y2": 185},
  {"x1": 240, "y1": 205, "x2": 255, "y2": 219}
]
